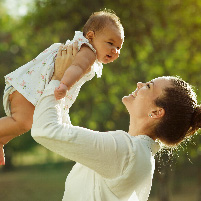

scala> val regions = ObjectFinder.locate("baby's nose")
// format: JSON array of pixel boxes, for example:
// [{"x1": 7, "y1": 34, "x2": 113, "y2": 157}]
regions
[{"x1": 112, "y1": 47, "x2": 118, "y2": 54}]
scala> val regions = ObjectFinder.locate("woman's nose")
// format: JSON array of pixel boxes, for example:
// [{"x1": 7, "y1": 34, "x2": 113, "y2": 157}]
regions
[{"x1": 137, "y1": 82, "x2": 143, "y2": 89}]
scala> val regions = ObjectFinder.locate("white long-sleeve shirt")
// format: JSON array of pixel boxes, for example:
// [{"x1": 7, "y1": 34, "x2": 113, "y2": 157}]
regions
[{"x1": 31, "y1": 80, "x2": 160, "y2": 201}]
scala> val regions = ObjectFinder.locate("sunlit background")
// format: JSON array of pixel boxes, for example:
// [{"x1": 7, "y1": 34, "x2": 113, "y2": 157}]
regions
[
  {"x1": 3, "y1": 0, "x2": 33, "y2": 16},
  {"x1": 0, "y1": 0, "x2": 201, "y2": 200}
]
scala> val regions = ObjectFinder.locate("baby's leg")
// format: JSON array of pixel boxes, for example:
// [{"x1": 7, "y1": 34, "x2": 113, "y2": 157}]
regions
[
  {"x1": 0, "y1": 91, "x2": 35, "y2": 165},
  {"x1": 0, "y1": 91, "x2": 35, "y2": 141}
]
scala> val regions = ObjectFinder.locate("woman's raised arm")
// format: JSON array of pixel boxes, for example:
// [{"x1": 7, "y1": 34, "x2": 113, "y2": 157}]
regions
[{"x1": 31, "y1": 80, "x2": 133, "y2": 179}]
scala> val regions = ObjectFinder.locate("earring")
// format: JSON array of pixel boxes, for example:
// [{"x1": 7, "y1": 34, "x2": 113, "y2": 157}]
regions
[{"x1": 149, "y1": 114, "x2": 152, "y2": 117}]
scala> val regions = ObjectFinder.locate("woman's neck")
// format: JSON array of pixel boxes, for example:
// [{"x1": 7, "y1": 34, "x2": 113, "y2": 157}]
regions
[
  {"x1": 128, "y1": 116, "x2": 156, "y2": 140},
  {"x1": 128, "y1": 119, "x2": 145, "y2": 136}
]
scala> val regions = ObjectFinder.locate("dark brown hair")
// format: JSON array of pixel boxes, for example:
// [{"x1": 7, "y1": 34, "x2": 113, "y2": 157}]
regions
[
  {"x1": 83, "y1": 10, "x2": 124, "y2": 36},
  {"x1": 154, "y1": 76, "x2": 201, "y2": 146}
]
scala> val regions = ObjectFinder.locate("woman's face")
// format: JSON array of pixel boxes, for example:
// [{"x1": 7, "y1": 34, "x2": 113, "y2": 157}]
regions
[{"x1": 122, "y1": 77, "x2": 172, "y2": 118}]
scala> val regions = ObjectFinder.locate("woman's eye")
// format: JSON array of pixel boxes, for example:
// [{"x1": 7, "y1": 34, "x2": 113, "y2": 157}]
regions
[{"x1": 146, "y1": 84, "x2": 150, "y2": 88}]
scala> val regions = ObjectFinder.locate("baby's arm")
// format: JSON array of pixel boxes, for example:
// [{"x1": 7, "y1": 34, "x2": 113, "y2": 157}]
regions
[{"x1": 54, "y1": 45, "x2": 96, "y2": 100}]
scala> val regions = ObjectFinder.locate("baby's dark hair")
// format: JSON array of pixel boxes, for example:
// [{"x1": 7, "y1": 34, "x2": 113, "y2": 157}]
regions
[
  {"x1": 154, "y1": 76, "x2": 201, "y2": 147},
  {"x1": 83, "y1": 10, "x2": 124, "y2": 36}
]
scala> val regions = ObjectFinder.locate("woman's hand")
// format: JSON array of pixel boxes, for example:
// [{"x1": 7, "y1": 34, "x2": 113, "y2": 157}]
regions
[{"x1": 52, "y1": 41, "x2": 78, "y2": 81}]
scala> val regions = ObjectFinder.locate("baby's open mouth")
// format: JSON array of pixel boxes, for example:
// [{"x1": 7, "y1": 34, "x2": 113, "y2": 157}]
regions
[{"x1": 106, "y1": 55, "x2": 112, "y2": 58}]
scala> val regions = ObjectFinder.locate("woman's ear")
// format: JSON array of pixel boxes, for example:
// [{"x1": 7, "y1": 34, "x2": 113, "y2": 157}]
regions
[
  {"x1": 150, "y1": 108, "x2": 165, "y2": 119},
  {"x1": 86, "y1": 31, "x2": 95, "y2": 42}
]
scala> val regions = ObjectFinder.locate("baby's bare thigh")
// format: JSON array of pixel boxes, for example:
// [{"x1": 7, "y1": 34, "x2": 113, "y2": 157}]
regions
[{"x1": 9, "y1": 91, "x2": 35, "y2": 123}]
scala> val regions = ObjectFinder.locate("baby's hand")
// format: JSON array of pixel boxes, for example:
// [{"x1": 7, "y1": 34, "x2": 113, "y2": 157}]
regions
[{"x1": 54, "y1": 83, "x2": 68, "y2": 100}]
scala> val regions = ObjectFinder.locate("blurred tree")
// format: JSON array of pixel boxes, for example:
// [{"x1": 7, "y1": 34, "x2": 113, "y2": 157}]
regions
[
  {"x1": 0, "y1": 0, "x2": 37, "y2": 170},
  {"x1": 0, "y1": 0, "x2": 201, "y2": 199}
]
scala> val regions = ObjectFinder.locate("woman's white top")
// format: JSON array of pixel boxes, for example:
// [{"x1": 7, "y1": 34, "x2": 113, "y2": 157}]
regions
[
  {"x1": 31, "y1": 80, "x2": 160, "y2": 201},
  {"x1": 4, "y1": 31, "x2": 103, "y2": 119}
]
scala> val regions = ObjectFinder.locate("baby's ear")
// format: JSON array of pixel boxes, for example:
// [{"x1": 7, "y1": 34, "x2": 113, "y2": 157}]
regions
[{"x1": 86, "y1": 31, "x2": 95, "y2": 42}]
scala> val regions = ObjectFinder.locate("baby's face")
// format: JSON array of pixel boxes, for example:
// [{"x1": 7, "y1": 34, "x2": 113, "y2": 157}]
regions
[{"x1": 87, "y1": 25, "x2": 124, "y2": 64}]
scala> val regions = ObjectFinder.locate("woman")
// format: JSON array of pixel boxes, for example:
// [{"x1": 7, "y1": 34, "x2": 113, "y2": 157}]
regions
[{"x1": 31, "y1": 46, "x2": 201, "y2": 201}]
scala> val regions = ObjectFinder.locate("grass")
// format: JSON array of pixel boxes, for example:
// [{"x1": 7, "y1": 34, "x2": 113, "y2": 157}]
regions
[
  {"x1": 0, "y1": 161, "x2": 198, "y2": 201},
  {"x1": 0, "y1": 162, "x2": 75, "y2": 201}
]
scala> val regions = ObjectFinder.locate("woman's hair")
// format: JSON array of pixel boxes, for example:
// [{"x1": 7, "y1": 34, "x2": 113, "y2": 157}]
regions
[
  {"x1": 83, "y1": 9, "x2": 124, "y2": 36},
  {"x1": 154, "y1": 76, "x2": 201, "y2": 147}
]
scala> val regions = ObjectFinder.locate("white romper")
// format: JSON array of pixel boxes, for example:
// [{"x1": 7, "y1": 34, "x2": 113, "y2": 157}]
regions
[{"x1": 3, "y1": 31, "x2": 103, "y2": 121}]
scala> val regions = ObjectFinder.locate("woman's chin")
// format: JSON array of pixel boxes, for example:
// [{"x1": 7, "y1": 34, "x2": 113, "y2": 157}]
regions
[
  {"x1": 122, "y1": 96, "x2": 127, "y2": 104},
  {"x1": 122, "y1": 95, "x2": 132, "y2": 103},
  {"x1": 122, "y1": 96, "x2": 130, "y2": 107}
]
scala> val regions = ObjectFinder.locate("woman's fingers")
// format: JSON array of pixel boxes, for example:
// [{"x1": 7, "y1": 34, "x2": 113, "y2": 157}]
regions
[
  {"x1": 73, "y1": 41, "x2": 78, "y2": 57},
  {"x1": 58, "y1": 44, "x2": 64, "y2": 56},
  {"x1": 61, "y1": 45, "x2": 68, "y2": 56},
  {"x1": 59, "y1": 41, "x2": 78, "y2": 57},
  {"x1": 67, "y1": 44, "x2": 73, "y2": 56}
]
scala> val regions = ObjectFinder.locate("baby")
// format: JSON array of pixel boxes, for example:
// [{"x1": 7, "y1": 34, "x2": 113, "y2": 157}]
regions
[{"x1": 0, "y1": 10, "x2": 124, "y2": 165}]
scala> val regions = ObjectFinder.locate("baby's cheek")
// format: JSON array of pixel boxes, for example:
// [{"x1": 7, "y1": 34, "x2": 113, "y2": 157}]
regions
[{"x1": 114, "y1": 54, "x2": 119, "y2": 61}]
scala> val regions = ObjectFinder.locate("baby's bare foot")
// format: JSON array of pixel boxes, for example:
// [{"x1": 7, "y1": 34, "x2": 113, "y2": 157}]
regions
[{"x1": 0, "y1": 145, "x2": 5, "y2": 165}]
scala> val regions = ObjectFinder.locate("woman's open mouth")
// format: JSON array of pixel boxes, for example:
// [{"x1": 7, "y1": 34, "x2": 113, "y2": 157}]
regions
[{"x1": 132, "y1": 90, "x2": 138, "y2": 98}]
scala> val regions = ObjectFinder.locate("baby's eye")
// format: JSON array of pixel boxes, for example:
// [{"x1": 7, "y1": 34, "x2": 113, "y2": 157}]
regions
[
  {"x1": 108, "y1": 42, "x2": 113, "y2": 45},
  {"x1": 146, "y1": 83, "x2": 150, "y2": 88}
]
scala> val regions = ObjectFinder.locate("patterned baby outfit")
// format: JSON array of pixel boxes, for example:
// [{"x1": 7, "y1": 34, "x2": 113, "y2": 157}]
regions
[{"x1": 3, "y1": 31, "x2": 103, "y2": 121}]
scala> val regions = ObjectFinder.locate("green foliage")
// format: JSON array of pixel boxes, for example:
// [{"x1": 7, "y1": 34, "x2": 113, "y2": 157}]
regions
[{"x1": 0, "y1": 0, "x2": 201, "y2": 166}]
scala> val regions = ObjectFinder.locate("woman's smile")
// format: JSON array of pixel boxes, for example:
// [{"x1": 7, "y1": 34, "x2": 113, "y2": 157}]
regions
[
  {"x1": 131, "y1": 90, "x2": 138, "y2": 98},
  {"x1": 129, "y1": 94, "x2": 135, "y2": 99}
]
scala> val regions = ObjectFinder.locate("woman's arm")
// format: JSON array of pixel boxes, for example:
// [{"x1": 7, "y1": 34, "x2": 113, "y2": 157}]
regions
[{"x1": 31, "y1": 81, "x2": 133, "y2": 179}]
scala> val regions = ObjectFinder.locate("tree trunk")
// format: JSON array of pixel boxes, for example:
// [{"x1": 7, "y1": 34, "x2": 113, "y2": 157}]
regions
[
  {"x1": 198, "y1": 155, "x2": 201, "y2": 201},
  {"x1": 155, "y1": 157, "x2": 171, "y2": 201}
]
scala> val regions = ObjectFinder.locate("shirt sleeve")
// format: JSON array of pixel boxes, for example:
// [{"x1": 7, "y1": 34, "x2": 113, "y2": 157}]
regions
[{"x1": 31, "y1": 80, "x2": 134, "y2": 179}]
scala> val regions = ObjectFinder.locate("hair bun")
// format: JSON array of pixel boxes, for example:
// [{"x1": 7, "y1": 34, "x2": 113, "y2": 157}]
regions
[{"x1": 191, "y1": 105, "x2": 201, "y2": 130}]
